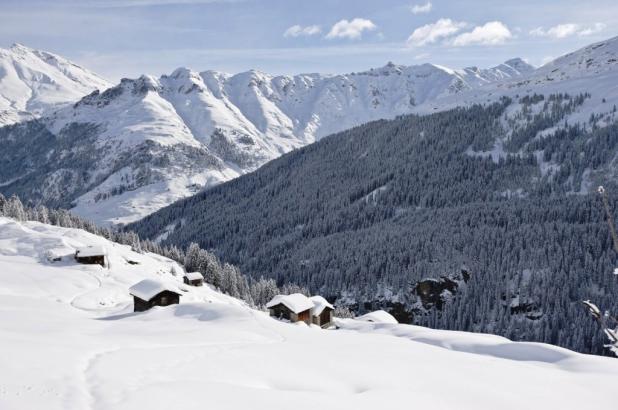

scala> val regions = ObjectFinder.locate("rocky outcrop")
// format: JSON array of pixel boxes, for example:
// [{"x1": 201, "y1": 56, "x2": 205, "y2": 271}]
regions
[{"x1": 413, "y1": 267, "x2": 471, "y2": 310}]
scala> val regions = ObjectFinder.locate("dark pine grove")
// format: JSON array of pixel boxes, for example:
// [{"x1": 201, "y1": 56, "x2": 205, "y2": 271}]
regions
[{"x1": 130, "y1": 95, "x2": 618, "y2": 355}]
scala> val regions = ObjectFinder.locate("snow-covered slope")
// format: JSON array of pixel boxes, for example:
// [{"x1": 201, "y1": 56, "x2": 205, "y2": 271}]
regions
[
  {"x1": 0, "y1": 43, "x2": 111, "y2": 125},
  {"x1": 423, "y1": 36, "x2": 618, "y2": 125},
  {"x1": 0, "y1": 215, "x2": 617, "y2": 410},
  {"x1": 4, "y1": 37, "x2": 618, "y2": 226},
  {"x1": 1, "y1": 56, "x2": 532, "y2": 226}
]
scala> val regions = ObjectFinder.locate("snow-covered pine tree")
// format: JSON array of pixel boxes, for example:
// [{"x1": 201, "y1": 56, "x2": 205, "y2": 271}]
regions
[
  {"x1": 585, "y1": 186, "x2": 618, "y2": 356},
  {"x1": 4, "y1": 195, "x2": 26, "y2": 221},
  {"x1": 184, "y1": 243, "x2": 201, "y2": 272},
  {"x1": 334, "y1": 306, "x2": 355, "y2": 318}
]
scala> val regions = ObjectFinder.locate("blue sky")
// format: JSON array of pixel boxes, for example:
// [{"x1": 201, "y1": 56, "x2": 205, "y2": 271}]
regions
[{"x1": 1, "y1": 0, "x2": 618, "y2": 81}]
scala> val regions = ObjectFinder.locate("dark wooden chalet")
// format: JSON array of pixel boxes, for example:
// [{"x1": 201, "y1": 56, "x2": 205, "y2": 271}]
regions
[
  {"x1": 129, "y1": 279, "x2": 182, "y2": 312},
  {"x1": 266, "y1": 293, "x2": 314, "y2": 325},
  {"x1": 74, "y1": 245, "x2": 107, "y2": 267},
  {"x1": 310, "y1": 296, "x2": 335, "y2": 328},
  {"x1": 183, "y1": 271, "x2": 204, "y2": 286}
]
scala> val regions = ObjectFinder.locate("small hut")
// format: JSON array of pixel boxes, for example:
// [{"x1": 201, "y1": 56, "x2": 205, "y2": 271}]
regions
[
  {"x1": 183, "y1": 271, "x2": 204, "y2": 286},
  {"x1": 129, "y1": 279, "x2": 182, "y2": 312},
  {"x1": 310, "y1": 296, "x2": 334, "y2": 328},
  {"x1": 74, "y1": 245, "x2": 107, "y2": 267},
  {"x1": 266, "y1": 293, "x2": 314, "y2": 325}
]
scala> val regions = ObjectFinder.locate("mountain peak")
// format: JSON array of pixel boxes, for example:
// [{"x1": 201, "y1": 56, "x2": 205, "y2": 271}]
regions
[
  {"x1": 169, "y1": 66, "x2": 196, "y2": 79},
  {"x1": 0, "y1": 43, "x2": 111, "y2": 126},
  {"x1": 503, "y1": 58, "x2": 535, "y2": 73},
  {"x1": 10, "y1": 42, "x2": 30, "y2": 51},
  {"x1": 380, "y1": 61, "x2": 404, "y2": 73}
]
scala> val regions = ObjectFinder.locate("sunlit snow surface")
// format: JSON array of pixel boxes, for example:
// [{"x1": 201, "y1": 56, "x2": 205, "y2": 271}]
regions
[
  {"x1": 0, "y1": 44, "x2": 110, "y2": 126},
  {"x1": 1, "y1": 216, "x2": 617, "y2": 410}
]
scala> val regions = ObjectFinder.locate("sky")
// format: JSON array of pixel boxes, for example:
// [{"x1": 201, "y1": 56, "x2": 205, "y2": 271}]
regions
[{"x1": 1, "y1": 0, "x2": 618, "y2": 81}]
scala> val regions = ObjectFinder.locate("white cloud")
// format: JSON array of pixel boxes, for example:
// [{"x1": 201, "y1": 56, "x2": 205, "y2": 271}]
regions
[
  {"x1": 326, "y1": 18, "x2": 377, "y2": 40},
  {"x1": 406, "y1": 18, "x2": 466, "y2": 47},
  {"x1": 530, "y1": 23, "x2": 606, "y2": 39},
  {"x1": 283, "y1": 24, "x2": 321, "y2": 38},
  {"x1": 529, "y1": 27, "x2": 546, "y2": 37},
  {"x1": 576, "y1": 22, "x2": 606, "y2": 36},
  {"x1": 530, "y1": 23, "x2": 578, "y2": 39},
  {"x1": 410, "y1": 2, "x2": 432, "y2": 14},
  {"x1": 452, "y1": 21, "x2": 513, "y2": 46}
]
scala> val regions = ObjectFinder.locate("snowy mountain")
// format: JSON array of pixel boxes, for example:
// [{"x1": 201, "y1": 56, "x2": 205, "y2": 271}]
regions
[
  {"x1": 0, "y1": 43, "x2": 111, "y2": 126},
  {"x1": 0, "y1": 51, "x2": 534, "y2": 226},
  {"x1": 2, "y1": 37, "x2": 618, "y2": 226},
  {"x1": 1, "y1": 215, "x2": 617, "y2": 410},
  {"x1": 129, "y1": 94, "x2": 618, "y2": 355},
  {"x1": 425, "y1": 37, "x2": 618, "y2": 124}
]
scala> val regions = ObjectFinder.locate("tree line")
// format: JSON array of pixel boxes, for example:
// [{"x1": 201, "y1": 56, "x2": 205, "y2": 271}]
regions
[
  {"x1": 0, "y1": 193, "x2": 318, "y2": 309},
  {"x1": 129, "y1": 96, "x2": 618, "y2": 355}
]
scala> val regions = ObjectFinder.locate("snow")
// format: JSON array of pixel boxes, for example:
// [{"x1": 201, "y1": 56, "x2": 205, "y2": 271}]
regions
[
  {"x1": 5, "y1": 38, "x2": 618, "y2": 225},
  {"x1": 129, "y1": 279, "x2": 181, "y2": 301},
  {"x1": 184, "y1": 271, "x2": 203, "y2": 281},
  {"x1": 419, "y1": 36, "x2": 618, "y2": 127},
  {"x1": 75, "y1": 245, "x2": 107, "y2": 257},
  {"x1": 582, "y1": 300, "x2": 601, "y2": 319},
  {"x1": 21, "y1": 49, "x2": 534, "y2": 226},
  {"x1": 69, "y1": 166, "x2": 240, "y2": 226},
  {"x1": 266, "y1": 293, "x2": 314, "y2": 313},
  {"x1": 0, "y1": 43, "x2": 111, "y2": 126},
  {"x1": 356, "y1": 310, "x2": 398, "y2": 324},
  {"x1": 309, "y1": 295, "x2": 334, "y2": 316},
  {"x1": 1, "y1": 216, "x2": 618, "y2": 410}
]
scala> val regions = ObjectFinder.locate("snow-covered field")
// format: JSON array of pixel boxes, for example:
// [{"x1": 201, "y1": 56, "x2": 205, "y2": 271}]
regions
[{"x1": 1, "y1": 216, "x2": 617, "y2": 410}]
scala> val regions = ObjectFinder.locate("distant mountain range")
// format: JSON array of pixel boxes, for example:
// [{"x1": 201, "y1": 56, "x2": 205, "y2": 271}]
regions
[
  {"x1": 1, "y1": 38, "x2": 618, "y2": 225},
  {"x1": 128, "y1": 57, "x2": 618, "y2": 357}
]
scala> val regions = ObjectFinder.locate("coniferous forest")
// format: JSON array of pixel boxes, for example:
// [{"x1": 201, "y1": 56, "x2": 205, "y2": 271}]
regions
[{"x1": 129, "y1": 96, "x2": 618, "y2": 355}]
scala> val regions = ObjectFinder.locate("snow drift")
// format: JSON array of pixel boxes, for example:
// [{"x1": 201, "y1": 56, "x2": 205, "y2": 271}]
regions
[{"x1": 0, "y1": 216, "x2": 617, "y2": 410}]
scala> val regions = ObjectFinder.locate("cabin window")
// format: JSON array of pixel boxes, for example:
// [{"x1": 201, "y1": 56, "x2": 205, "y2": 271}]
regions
[{"x1": 160, "y1": 296, "x2": 169, "y2": 305}]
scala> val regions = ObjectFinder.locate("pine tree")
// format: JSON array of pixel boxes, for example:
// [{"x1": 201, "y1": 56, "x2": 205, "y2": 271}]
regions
[
  {"x1": 4, "y1": 195, "x2": 26, "y2": 221},
  {"x1": 184, "y1": 243, "x2": 201, "y2": 272}
]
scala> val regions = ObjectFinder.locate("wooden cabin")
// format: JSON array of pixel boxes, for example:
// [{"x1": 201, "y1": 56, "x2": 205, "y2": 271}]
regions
[
  {"x1": 129, "y1": 279, "x2": 182, "y2": 312},
  {"x1": 310, "y1": 296, "x2": 334, "y2": 328},
  {"x1": 183, "y1": 271, "x2": 204, "y2": 286},
  {"x1": 266, "y1": 293, "x2": 314, "y2": 325},
  {"x1": 74, "y1": 245, "x2": 107, "y2": 267}
]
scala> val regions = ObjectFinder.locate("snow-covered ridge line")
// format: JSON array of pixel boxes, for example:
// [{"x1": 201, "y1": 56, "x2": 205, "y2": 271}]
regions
[
  {"x1": 1, "y1": 215, "x2": 617, "y2": 409},
  {"x1": 0, "y1": 43, "x2": 111, "y2": 126},
  {"x1": 35, "y1": 53, "x2": 533, "y2": 226},
  {"x1": 3, "y1": 37, "x2": 618, "y2": 227}
]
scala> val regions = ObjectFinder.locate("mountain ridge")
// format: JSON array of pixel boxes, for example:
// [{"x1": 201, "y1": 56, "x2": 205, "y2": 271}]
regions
[
  {"x1": 0, "y1": 45, "x2": 536, "y2": 225},
  {"x1": 2, "y1": 37, "x2": 618, "y2": 226},
  {"x1": 0, "y1": 43, "x2": 111, "y2": 125}
]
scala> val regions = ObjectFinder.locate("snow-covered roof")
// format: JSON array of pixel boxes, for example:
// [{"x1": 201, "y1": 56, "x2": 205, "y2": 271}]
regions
[
  {"x1": 266, "y1": 293, "x2": 314, "y2": 314},
  {"x1": 310, "y1": 295, "x2": 334, "y2": 316},
  {"x1": 184, "y1": 271, "x2": 203, "y2": 281},
  {"x1": 129, "y1": 279, "x2": 181, "y2": 301},
  {"x1": 75, "y1": 245, "x2": 107, "y2": 257},
  {"x1": 357, "y1": 310, "x2": 398, "y2": 324}
]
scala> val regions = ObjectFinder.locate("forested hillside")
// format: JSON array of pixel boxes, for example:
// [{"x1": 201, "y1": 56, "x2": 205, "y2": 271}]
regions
[{"x1": 131, "y1": 96, "x2": 618, "y2": 355}]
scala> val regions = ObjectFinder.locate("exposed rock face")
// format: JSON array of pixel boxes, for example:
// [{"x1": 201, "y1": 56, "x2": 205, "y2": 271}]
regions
[
  {"x1": 504, "y1": 294, "x2": 543, "y2": 320},
  {"x1": 413, "y1": 268, "x2": 471, "y2": 310}
]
